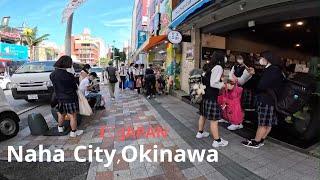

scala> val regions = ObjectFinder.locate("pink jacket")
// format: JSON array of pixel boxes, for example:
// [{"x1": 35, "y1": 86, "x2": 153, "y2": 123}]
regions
[{"x1": 217, "y1": 85, "x2": 244, "y2": 125}]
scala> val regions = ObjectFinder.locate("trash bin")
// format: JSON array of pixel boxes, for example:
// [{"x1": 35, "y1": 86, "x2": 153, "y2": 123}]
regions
[{"x1": 28, "y1": 113, "x2": 49, "y2": 135}]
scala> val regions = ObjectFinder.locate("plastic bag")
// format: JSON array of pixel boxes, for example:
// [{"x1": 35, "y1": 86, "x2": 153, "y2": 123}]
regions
[{"x1": 77, "y1": 90, "x2": 93, "y2": 116}]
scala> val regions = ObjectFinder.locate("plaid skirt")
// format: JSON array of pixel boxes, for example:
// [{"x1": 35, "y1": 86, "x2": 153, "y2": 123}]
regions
[
  {"x1": 200, "y1": 98, "x2": 222, "y2": 121},
  {"x1": 57, "y1": 102, "x2": 79, "y2": 114},
  {"x1": 257, "y1": 102, "x2": 278, "y2": 127},
  {"x1": 241, "y1": 88, "x2": 254, "y2": 109}
]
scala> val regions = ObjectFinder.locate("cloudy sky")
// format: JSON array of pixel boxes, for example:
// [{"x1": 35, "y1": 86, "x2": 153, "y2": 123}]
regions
[{"x1": 0, "y1": 0, "x2": 134, "y2": 49}]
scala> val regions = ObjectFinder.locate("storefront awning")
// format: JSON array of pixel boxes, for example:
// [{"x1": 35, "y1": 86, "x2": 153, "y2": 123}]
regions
[
  {"x1": 169, "y1": 0, "x2": 212, "y2": 29},
  {"x1": 143, "y1": 35, "x2": 167, "y2": 51}
]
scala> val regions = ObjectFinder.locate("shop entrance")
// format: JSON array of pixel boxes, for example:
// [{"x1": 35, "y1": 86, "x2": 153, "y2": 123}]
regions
[{"x1": 202, "y1": 16, "x2": 320, "y2": 148}]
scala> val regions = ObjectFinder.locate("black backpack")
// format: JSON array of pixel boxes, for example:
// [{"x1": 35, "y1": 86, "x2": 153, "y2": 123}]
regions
[
  {"x1": 268, "y1": 73, "x2": 317, "y2": 116},
  {"x1": 106, "y1": 67, "x2": 118, "y2": 83}
]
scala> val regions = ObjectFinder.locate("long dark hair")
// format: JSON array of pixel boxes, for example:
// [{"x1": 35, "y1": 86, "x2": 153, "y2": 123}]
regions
[
  {"x1": 206, "y1": 51, "x2": 225, "y2": 73},
  {"x1": 54, "y1": 55, "x2": 73, "y2": 69}
]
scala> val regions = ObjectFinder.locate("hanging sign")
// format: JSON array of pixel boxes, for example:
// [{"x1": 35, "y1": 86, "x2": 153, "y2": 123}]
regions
[{"x1": 167, "y1": 30, "x2": 182, "y2": 44}]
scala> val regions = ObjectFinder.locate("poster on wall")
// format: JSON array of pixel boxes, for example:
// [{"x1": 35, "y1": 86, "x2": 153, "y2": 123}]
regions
[
  {"x1": 186, "y1": 46, "x2": 194, "y2": 60},
  {"x1": 159, "y1": 0, "x2": 172, "y2": 35}
]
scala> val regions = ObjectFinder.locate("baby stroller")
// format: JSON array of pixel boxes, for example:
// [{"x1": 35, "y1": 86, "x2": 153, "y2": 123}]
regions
[{"x1": 189, "y1": 69, "x2": 204, "y2": 104}]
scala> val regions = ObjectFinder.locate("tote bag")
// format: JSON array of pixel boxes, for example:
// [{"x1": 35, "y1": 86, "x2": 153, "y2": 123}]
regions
[{"x1": 77, "y1": 90, "x2": 93, "y2": 116}]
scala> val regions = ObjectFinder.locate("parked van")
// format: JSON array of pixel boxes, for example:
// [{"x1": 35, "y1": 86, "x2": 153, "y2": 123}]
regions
[
  {"x1": 0, "y1": 88, "x2": 20, "y2": 140},
  {"x1": 10, "y1": 61, "x2": 83, "y2": 102}
]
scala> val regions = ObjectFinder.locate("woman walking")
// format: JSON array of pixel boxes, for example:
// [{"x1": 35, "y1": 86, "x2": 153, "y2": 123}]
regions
[
  {"x1": 196, "y1": 51, "x2": 228, "y2": 147},
  {"x1": 50, "y1": 55, "x2": 83, "y2": 137}
]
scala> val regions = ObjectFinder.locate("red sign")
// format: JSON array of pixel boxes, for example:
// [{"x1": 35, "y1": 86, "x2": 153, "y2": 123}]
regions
[{"x1": 0, "y1": 31, "x2": 20, "y2": 39}]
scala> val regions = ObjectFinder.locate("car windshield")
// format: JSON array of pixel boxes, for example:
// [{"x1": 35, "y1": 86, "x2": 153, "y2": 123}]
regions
[
  {"x1": 91, "y1": 68, "x2": 103, "y2": 73},
  {"x1": 14, "y1": 61, "x2": 55, "y2": 74}
]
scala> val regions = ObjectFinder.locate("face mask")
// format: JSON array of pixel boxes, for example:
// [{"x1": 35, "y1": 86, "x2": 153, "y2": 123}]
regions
[
  {"x1": 224, "y1": 57, "x2": 228, "y2": 63},
  {"x1": 66, "y1": 66, "x2": 75, "y2": 74},
  {"x1": 259, "y1": 58, "x2": 267, "y2": 66},
  {"x1": 237, "y1": 59, "x2": 244, "y2": 64}
]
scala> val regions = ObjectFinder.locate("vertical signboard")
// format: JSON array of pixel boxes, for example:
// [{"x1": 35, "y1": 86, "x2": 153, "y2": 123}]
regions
[{"x1": 137, "y1": 31, "x2": 147, "y2": 48}]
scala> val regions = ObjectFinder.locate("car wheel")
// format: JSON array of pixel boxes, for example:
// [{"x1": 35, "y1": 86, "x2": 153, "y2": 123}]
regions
[{"x1": 0, "y1": 113, "x2": 19, "y2": 140}]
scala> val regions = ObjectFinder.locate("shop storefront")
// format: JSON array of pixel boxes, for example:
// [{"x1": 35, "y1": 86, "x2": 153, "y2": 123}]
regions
[{"x1": 170, "y1": 0, "x2": 320, "y2": 145}]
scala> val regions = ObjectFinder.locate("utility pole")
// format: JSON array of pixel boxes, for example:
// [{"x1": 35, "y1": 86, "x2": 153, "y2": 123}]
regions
[{"x1": 65, "y1": 13, "x2": 73, "y2": 56}]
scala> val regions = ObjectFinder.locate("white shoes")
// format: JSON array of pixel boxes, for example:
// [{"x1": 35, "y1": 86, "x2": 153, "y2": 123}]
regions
[
  {"x1": 58, "y1": 126, "x2": 64, "y2": 133},
  {"x1": 196, "y1": 131, "x2": 210, "y2": 139},
  {"x1": 227, "y1": 124, "x2": 243, "y2": 131},
  {"x1": 217, "y1": 119, "x2": 229, "y2": 123},
  {"x1": 212, "y1": 138, "x2": 228, "y2": 147},
  {"x1": 70, "y1": 130, "x2": 84, "y2": 137}
]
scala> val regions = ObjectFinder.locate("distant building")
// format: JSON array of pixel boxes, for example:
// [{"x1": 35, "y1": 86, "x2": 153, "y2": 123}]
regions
[
  {"x1": 71, "y1": 28, "x2": 100, "y2": 65},
  {"x1": 33, "y1": 41, "x2": 60, "y2": 61}
]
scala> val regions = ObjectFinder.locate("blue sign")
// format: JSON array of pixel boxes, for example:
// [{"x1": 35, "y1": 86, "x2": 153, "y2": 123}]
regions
[
  {"x1": 137, "y1": 31, "x2": 147, "y2": 48},
  {"x1": 0, "y1": 43, "x2": 28, "y2": 61}
]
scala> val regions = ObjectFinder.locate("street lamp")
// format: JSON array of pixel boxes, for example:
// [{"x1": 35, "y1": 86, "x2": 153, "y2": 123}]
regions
[{"x1": 62, "y1": 0, "x2": 87, "y2": 56}]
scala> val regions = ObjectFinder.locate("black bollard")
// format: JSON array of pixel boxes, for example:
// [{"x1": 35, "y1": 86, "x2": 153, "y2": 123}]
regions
[{"x1": 28, "y1": 113, "x2": 49, "y2": 135}]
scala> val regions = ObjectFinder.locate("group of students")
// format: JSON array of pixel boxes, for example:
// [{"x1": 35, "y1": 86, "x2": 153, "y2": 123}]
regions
[
  {"x1": 50, "y1": 56, "x2": 106, "y2": 138},
  {"x1": 196, "y1": 50, "x2": 284, "y2": 148},
  {"x1": 118, "y1": 63, "x2": 164, "y2": 99}
]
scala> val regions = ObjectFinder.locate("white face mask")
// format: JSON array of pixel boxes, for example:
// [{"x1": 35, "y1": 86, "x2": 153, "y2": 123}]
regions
[
  {"x1": 237, "y1": 59, "x2": 244, "y2": 64},
  {"x1": 259, "y1": 58, "x2": 268, "y2": 66},
  {"x1": 66, "y1": 66, "x2": 75, "y2": 74},
  {"x1": 224, "y1": 57, "x2": 228, "y2": 63}
]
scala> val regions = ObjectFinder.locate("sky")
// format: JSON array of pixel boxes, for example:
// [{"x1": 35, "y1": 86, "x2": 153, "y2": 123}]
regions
[{"x1": 0, "y1": 0, "x2": 134, "y2": 49}]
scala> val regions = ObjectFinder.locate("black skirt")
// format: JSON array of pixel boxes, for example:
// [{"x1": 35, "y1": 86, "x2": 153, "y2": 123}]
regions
[
  {"x1": 257, "y1": 102, "x2": 278, "y2": 127},
  {"x1": 57, "y1": 102, "x2": 79, "y2": 114},
  {"x1": 200, "y1": 98, "x2": 222, "y2": 121}
]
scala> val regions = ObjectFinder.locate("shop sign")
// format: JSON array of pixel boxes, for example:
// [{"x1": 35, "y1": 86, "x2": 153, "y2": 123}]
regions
[
  {"x1": 0, "y1": 31, "x2": 21, "y2": 39},
  {"x1": 153, "y1": 13, "x2": 161, "y2": 35},
  {"x1": 172, "y1": 0, "x2": 201, "y2": 20},
  {"x1": 137, "y1": 31, "x2": 147, "y2": 48},
  {"x1": 0, "y1": 43, "x2": 28, "y2": 61},
  {"x1": 168, "y1": 31, "x2": 182, "y2": 44}
]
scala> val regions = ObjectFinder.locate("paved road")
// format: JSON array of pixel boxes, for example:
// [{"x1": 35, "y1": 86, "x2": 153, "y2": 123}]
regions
[{"x1": 3, "y1": 89, "x2": 51, "y2": 130}]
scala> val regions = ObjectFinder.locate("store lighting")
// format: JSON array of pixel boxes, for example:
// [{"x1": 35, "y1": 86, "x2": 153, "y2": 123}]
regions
[
  {"x1": 297, "y1": 21, "x2": 304, "y2": 26},
  {"x1": 285, "y1": 23, "x2": 291, "y2": 27},
  {"x1": 295, "y1": 43, "x2": 301, "y2": 47}
]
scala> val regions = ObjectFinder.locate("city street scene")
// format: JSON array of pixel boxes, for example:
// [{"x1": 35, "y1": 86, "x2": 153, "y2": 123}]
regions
[{"x1": 0, "y1": 0, "x2": 319, "y2": 179}]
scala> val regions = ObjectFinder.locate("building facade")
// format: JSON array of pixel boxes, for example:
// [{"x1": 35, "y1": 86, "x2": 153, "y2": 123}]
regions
[{"x1": 71, "y1": 28, "x2": 100, "y2": 65}]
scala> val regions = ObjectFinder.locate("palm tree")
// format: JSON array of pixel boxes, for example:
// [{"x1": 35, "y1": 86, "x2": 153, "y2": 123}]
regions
[{"x1": 23, "y1": 27, "x2": 49, "y2": 60}]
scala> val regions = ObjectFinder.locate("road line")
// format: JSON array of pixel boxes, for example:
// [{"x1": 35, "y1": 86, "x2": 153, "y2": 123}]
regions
[{"x1": 17, "y1": 105, "x2": 43, "y2": 115}]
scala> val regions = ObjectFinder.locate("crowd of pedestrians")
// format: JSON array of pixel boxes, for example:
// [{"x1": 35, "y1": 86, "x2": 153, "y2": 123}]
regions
[
  {"x1": 196, "y1": 50, "x2": 284, "y2": 148},
  {"x1": 50, "y1": 51, "x2": 284, "y2": 149}
]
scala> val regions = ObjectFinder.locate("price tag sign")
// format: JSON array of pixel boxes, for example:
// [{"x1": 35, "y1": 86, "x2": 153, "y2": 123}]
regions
[{"x1": 167, "y1": 31, "x2": 182, "y2": 44}]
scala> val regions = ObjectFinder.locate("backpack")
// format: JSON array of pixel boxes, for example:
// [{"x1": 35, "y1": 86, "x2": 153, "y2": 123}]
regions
[
  {"x1": 106, "y1": 67, "x2": 118, "y2": 83},
  {"x1": 268, "y1": 73, "x2": 317, "y2": 116}
]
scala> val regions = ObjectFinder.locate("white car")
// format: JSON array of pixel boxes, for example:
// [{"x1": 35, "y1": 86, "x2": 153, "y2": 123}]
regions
[
  {"x1": 10, "y1": 61, "x2": 84, "y2": 103},
  {"x1": 0, "y1": 88, "x2": 20, "y2": 140},
  {"x1": 0, "y1": 76, "x2": 11, "y2": 90}
]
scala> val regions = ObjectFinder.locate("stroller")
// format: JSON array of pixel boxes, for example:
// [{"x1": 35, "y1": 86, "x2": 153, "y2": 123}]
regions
[{"x1": 189, "y1": 69, "x2": 204, "y2": 104}]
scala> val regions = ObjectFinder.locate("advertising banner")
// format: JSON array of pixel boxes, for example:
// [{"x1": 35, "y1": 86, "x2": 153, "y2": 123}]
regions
[
  {"x1": 0, "y1": 43, "x2": 28, "y2": 61},
  {"x1": 137, "y1": 31, "x2": 147, "y2": 48}
]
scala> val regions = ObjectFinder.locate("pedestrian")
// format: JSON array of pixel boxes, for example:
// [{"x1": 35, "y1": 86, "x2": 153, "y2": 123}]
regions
[
  {"x1": 50, "y1": 55, "x2": 83, "y2": 137},
  {"x1": 145, "y1": 64, "x2": 156, "y2": 99},
  {"x1": 128, "y1": 63, "x2": 135, "y2": 90},
  {"x1": 219, "y1": 55, "x2": 255, "y2": 130},
  {"x1": 242, "y1": 51, "x2": 284, "y2": 148},
  {"x1": 79, "y1": 72, "x2": 105, "y2": 110},
  {"x1": 196, "y1": 51, "x2": 229, "y2": 148},
  {"x1": 119, "y1": 63, "x2": 127, "y2": 90},
  {"x1": 134, "y1": 64, "x2": 140, "y2": 91},
  {"x1": 79, "y1": 64, "x2": 91, "y2": 83},
  {"x1": 105, "y1": 61, "x2": 119, "y2": 100}
]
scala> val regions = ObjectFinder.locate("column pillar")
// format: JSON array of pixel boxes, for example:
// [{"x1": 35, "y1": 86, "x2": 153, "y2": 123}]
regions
[
  {"x1": 65, "y1": 13, "x2": 73, "y2": 56},
  {"x1": 191, "y1": 28, "x2": 201, "y2": 69}
]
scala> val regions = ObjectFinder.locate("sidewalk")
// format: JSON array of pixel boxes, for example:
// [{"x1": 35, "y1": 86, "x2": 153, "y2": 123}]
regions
[{"x1": 0, "y1": 85, "x2": 319, "y2": 180}]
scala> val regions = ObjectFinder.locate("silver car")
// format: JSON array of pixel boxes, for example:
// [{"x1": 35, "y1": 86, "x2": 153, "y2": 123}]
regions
[{"x1": 0, "y1": 88, "x2": 20, "y2": 140}]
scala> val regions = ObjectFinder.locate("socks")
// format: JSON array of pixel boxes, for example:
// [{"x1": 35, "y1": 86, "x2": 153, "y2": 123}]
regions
[
  {"x1": 199, "y1": 130, "x2": 204, "y2": 134},
  {"x1": 260, "y1": 139, "x2": 265, "y2": 143},
  {"x1": 71, "y1": 130, "x2": 77, "y2": 132},
  {"x1": 214, "y1": 138, "x2": 221, "y2": 142},
  {"x1": 58, "y1": 126, "x2": 63, "y2": 128}
]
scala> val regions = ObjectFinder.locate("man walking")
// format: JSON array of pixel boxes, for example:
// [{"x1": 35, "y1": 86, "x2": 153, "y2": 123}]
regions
[
  {"x1": 119, "y1": 63, "x2": 127, "y2": 91},
  {"x1": 105, "y1": 61, "x2": 119, "y2": 100}
]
